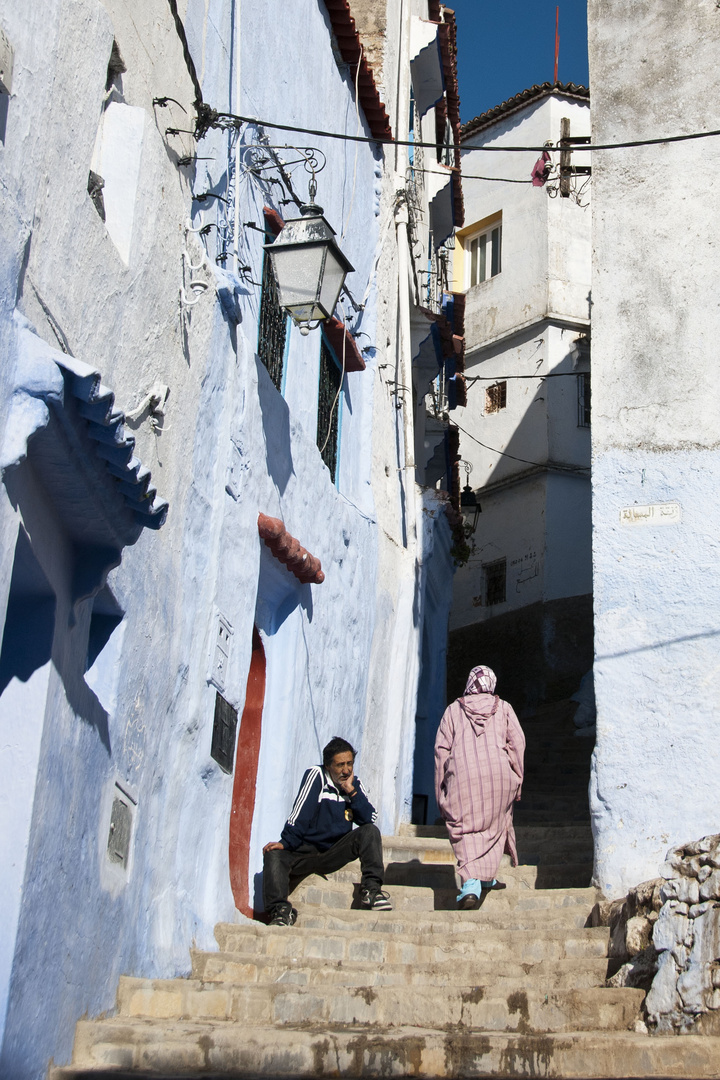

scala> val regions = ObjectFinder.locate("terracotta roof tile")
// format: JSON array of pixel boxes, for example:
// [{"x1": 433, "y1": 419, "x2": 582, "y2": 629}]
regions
[
  {"x1": 323, "y1": 0, "x2": 393, "y2": 141},
  {"x1": 462, "y1": 81, "x2": 589, "y2": 141}
]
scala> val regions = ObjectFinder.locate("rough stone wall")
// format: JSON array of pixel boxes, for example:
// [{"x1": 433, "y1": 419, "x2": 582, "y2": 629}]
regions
[
  {"x1": 646, "y1": 835, "x2": 720, "y2": 1033},
  {"x1": 594, "y1": 835, "x2": 720, "y2": 1035},
  {"x1": 346, "y1": 0, "x2": 388, "y2": 93},
  {"x1": 588, "y1": 0, "x2": 720, "y2": 897}
]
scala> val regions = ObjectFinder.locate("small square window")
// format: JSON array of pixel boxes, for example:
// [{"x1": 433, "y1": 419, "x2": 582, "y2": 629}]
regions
[
  {"x1": 484, "y1": 558, "x2": 506, "y2": 606},
  {"x1": 485, "y1": 381, "x2": 507, "y2": 414}
]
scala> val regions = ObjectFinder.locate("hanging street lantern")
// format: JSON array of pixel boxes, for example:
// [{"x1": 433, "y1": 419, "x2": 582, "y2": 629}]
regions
[
  {"x1": 460, "y1": 481, "x2": 481, "y2": 535},
  {"x1": 263, "y1": 192, "x2": 354, "y2": 334},
  {"x1": 459, "y1": 460, "x2": 481, "y2": 535}
]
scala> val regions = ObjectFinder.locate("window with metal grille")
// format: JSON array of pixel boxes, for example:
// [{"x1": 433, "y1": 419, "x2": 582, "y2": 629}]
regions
[
  {"x1": 107, "y1": 792, "x2": 133, "y2": 869},
  {"x1": 484, "y1": 558, "x2": 506, "y2": 606},
  {"x1": 211, "y1": 691, "x2": 238, "y2": 774},
  {"x1": 257, "y1": 244, "x2": 287, "y2": 392},
  {"x1": 485, "y1": 381, "x2": 507, "y2": 414},
  {"x1": 317, "y1": 339, "x2": 342, "y2": 481},
  {"x1": 577, "y1": 372, "x2": 591, "y2": 427}
]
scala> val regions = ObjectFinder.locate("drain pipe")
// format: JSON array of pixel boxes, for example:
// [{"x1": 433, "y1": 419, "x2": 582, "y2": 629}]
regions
[
  {"x1": 232, "y1": 0, "x2": 242, "y2": 277},
  {"x1": 393, "y1": 0, "x2": 417, "y2": 546},
  {"x1": 395, "y1": 194, "x2": 418, "y2": 546}
]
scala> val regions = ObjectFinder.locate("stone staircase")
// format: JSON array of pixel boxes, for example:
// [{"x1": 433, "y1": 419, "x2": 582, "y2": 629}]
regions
[{"x1": 53, "y1": 701, "x2": 720, "y2": 1076}]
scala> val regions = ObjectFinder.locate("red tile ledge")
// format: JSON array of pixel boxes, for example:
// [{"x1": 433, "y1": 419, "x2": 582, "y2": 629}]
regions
[{"x1": 258, "y1": 514, "x2": 325, "y2": 584}]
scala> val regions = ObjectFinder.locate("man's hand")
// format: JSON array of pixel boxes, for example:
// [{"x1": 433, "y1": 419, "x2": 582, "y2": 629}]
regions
[
  {"x1": 336, "y1": 775, "x2": 356, "y2": 797},
  {"x1": 263, "y1": 841, "x2": 284, "y2": 854}
]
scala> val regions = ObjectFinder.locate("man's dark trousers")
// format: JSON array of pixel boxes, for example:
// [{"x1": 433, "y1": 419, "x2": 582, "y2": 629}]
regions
[{"x1": 263, "y1": 823, "x2": 384, "y2": 915}]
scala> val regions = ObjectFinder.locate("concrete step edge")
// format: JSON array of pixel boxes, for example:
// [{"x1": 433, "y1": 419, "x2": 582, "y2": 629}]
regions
[
  {"x1": 214, "y1": 921, "x2": 609, "y2": 944},
  {"x1": 68, "y1": 1022, "x2": 720, "y2": 1079},
  {"x1": 114, "y1": 976, "x2": 644, "y2": 1030},
  {"x1": 190, "y1": 950, "x2": 611, "y2": 984}
]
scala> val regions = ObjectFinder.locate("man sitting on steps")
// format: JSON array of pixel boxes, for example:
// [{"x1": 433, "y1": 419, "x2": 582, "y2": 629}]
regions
[{"x1": 262, "y1": 736, "x2": 393, "y2": 926}]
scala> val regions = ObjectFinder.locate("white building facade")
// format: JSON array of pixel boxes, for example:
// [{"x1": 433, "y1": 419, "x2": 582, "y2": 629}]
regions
[
  {"x1": 0, "y1": 1, "x2": 461, "y2": 1074},
  {"x1": 588, "y1": 0, "x2": 720, "y2": 899},
  {"x1": 447, "y1": 86, "x2": 592, "y2": 714}
]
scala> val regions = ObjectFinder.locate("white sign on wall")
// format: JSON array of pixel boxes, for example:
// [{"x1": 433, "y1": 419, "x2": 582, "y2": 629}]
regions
[{"x1": 619, "y1": 502, "x2": 682, "y2": 526}]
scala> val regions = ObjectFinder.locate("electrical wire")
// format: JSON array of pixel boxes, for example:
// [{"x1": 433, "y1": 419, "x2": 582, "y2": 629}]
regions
[
  {"x1": 413, "y1": 166, "x2": 535, "y2": 184},
  {"x1": 340, "y1": 44, "x2": 363, "y2": 241},
  {"x1": 464, "y1": 370, "x2": 586, "y2": 383},
  {"x1": 165, "y1": 0, "x2": 720, "y2": 157},
  {"x1": 200, "y1": 110, "x2": 720, "y2": 155},
  {"x1": 320, "y1": 322, "x2": 347, "y2": 458},
  {"x1": 166, "y1": 0, "x2": 204, "y2": 111},
  {"x1": 452, "y1": 419, "x2": 589, "y2": 474},
  {"x1": 457, "y1": 173, "x2": 534, "y2": 184}
]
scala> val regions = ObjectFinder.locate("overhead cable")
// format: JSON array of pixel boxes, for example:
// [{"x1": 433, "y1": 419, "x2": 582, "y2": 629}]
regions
[
  {"x1": 452, "y1": 420, "x2": 589, "y2": 475},
  {"x1": 465, "y1": 371, "x2": 586, "y2": 382},
  {"x1": 204, "y1": 112, "x2": 720, "y2": 155},
  {"x1": 165, "y1": 2, "x2": 720, "y2": 156}
]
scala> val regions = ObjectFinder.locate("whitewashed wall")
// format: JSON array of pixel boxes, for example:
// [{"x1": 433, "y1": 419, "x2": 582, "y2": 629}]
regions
[
  {"x1": 588, "y1": 0, "x2": 720, "y2": 898},
  {"x1": 446, "y1": 92, "x2": 591, "y2": 710}
]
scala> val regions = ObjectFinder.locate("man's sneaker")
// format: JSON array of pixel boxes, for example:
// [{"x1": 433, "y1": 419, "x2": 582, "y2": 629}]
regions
[
  {"x1": 359, "y1": 887, "x2": 393, "y2": 911},
  {"x1": 269, "y1": 904, "x2": 298, "y2": 926}
]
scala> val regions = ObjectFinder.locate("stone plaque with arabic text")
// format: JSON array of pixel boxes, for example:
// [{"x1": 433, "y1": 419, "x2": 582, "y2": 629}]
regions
[{"x1": 619, "y1": 502, "x2": 682, "y2": 526}]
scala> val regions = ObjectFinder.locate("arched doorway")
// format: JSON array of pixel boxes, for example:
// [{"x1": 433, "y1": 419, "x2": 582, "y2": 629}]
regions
[{"x1": 229, "y1": 626, "x2": 265, "y2": 917}]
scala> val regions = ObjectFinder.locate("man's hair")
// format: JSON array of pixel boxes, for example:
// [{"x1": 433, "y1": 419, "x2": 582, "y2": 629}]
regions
[{"x1": 322, "y1": 736, "x2": 356, "y2": 767}]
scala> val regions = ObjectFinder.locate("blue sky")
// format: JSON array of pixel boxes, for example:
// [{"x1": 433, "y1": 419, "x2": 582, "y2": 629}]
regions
[{"x1": 448, "y1": 1, "x2": 589, "y2": 123}]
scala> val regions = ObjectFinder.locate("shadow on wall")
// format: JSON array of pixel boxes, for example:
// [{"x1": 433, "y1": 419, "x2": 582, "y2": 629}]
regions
[
  {"x1": 0, "y1": 514, "x2": 124, "y2": 754},
  {"x1": 256, "y1": 357, "x2": 294, "y2": 496},
  {"x1": 448, "y1": 594, "x2": 593, "y2": 713},
  {"x1": 450, "y1": 333, "x2": 592, "y2": 712}
]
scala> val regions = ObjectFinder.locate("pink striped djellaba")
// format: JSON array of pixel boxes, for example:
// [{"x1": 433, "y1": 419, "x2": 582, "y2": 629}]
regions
[{"x1": 434, "y1": 666, "x2": 526, "y2": 883}]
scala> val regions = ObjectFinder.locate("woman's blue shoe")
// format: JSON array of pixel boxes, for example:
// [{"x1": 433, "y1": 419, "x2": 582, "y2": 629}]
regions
[{"x1": 456, "y1": 878, "x2": 482, "y2": 909}]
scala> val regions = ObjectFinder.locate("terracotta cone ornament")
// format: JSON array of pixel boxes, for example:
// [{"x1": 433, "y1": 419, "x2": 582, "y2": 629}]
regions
[{"x1": 257, "y1": 514, "x2": 325, "y2": 584}]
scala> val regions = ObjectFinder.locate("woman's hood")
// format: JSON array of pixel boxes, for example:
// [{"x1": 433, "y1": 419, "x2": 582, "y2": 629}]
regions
[{"x1": 458, "y1": 692, "x2": 500, "y2": 733}]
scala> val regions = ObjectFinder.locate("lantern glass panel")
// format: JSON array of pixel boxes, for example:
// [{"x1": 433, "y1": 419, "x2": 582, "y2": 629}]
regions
[
  {"x1": 317, "y1": 247, "x2": 349, "y2": 320},
  {"x1": 268, "y1": 244, "x2": 324, "y2": 320}
]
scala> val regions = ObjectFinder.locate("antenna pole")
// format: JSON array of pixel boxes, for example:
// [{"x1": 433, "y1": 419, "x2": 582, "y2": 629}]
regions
[{"x1": 554, "y1": 6, "x2": 560, "y2": 83}]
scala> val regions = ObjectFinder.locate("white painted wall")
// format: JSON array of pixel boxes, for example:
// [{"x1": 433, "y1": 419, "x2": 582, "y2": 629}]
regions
[
  {"x1": 449, "y1": 93, "x2": 591, "y2": 635},
  {"x1": 458, "y1": 95, "x2": 591, "y2": 347},
  {"x1": 588, "y1": 0, "x2": 720, "y2": 898}
]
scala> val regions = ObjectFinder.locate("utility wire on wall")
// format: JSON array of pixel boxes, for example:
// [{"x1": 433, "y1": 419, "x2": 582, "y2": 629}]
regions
[{"x1": 452, "y1": 420, "x2": 589, "y2": 476}]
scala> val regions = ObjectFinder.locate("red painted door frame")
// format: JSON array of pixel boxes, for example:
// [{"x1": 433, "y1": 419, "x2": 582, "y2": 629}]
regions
[{"x1": 229, "y1": 626, "x2": 265, "y2": 918}]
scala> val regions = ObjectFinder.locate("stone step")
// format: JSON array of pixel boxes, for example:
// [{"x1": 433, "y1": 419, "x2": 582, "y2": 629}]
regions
[
  {"x1": 66, "y1": 1020, "x2": 720, "y2": 1078},
  {"x1": 190, "y1": 950, "x2": 611, "y2": 989},
  {"x1": 399, "y1": 823, "x2": 592, "y2": 842},
  {"x1": 513, "y1": 793, "x2": 590, "y2": 808},
  {"x1": 114, "y1": 976, "x2": 643, "y2": 1033},
  {"x1": 352, "y1": 856, "x2": 592, "y2": 890},
  {"x1": 513, "y1": 811, "x2": 591, "y2": 825},
  {"x1": 213, "y1": 921, "x2": 610, "y2": 965},
  {"x1": 381, "y1": 834, "x2": 592, "y2": 867},
  {"x1": 290, "y1": 879, "x2": 596, "y2": 922}
]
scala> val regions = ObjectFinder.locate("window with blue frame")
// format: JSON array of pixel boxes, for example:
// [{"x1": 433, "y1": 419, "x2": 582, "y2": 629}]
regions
[{"x1": 316, "y1": 338, "x2": 342, "y2": 481}]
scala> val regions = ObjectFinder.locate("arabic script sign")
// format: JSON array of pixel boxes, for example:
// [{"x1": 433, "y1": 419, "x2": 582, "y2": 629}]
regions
[{"x1": 619, "y1": 502, "x2": 682, "y2": 526}]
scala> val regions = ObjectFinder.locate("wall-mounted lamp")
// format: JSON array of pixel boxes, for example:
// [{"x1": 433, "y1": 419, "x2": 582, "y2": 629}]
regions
[
  {"x1": 459, "y1": 460, "x2": 481, "y2": 536},
  {"x1": 263, "y1": 177, "x2": 353, "y2": 335}
]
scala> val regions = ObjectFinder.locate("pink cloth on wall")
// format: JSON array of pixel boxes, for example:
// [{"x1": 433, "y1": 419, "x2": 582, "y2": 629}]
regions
[
  {"x1": 434, "y1": 693, "x2": 525, "y2": 882},
  {"x1": 531, "y1": 149, "x2": 551, "y2": 187}
]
